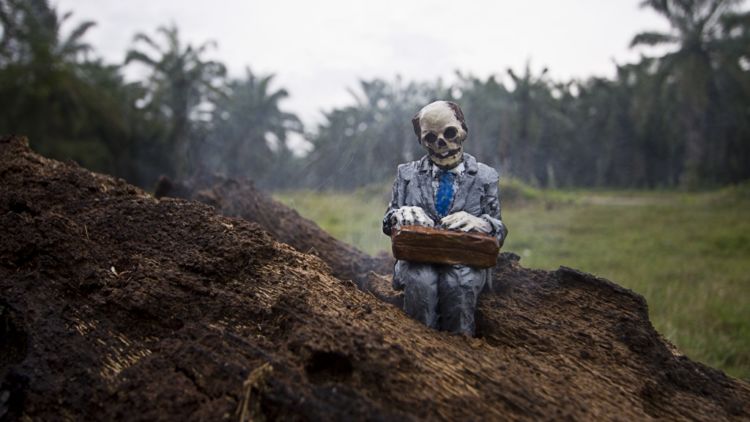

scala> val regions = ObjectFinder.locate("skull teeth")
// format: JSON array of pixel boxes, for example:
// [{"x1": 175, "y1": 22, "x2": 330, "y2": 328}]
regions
[{"x1": 433, "y1": 149, "x2": 460, "y2": 159}]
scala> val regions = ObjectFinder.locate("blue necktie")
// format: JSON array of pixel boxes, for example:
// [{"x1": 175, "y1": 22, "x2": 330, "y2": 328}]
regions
[{"x1": 435, "y1": 171, "x2": 455, "y2": 218}]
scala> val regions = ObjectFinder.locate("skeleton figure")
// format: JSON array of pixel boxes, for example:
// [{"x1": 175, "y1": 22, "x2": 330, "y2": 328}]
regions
[{"x1": 383, "y1": 101, "x2": 507, "y2": 335}]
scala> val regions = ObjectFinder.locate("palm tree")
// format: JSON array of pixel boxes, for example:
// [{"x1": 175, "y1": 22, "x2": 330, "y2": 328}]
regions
[
  {"x1": 305, "y1": 77, "x2": 441, "y2": 189},
  {"x1": 714, "y1": 10, "x2": 750, "y2": 182},
  {"x1": 630, "y1": 0, "x2": 744, "y2": 186},
  {"x1": 125, "y1": 24, "x2": 226, "y2": 177},
  {"x1": 0, "y1": 0, "x2": 95, "y2": 66},
  {"x1": 452, "y1": 73, "x2": 513, "y2": 172},
  {"x1": 208, "y1": 68, "x2": 302, "y2": 184},
  {"x1": 0, "y1": 0, "x2": 109, "y2": 167},
  {"x1": 506, "y1": 62, "x2": 570, "y2": 186}
]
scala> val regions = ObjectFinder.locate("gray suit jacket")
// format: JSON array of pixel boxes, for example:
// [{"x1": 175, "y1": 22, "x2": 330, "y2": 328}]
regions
[{"x1": 382, "y1": 153, "x2": 507, "y2": 244}]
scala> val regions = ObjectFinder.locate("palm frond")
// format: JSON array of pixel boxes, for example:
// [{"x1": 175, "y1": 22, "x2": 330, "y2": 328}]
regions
[
  {"x1": 630, "y1": 31, "x2": 679, "y2": 47},
  {"x1": 132, "y1": 32, "x2": 165, "y2": 55},
  {"x1": 124, "y1": 49, "x2": 158, "y2": 67},
  {"x1": 721, "y1": 10, "x2": 750, "y2": 31},
  {"x1": 58, "y1": 20, "x2": 95, "y2": 59},
  {"x1": 194, "y1": 40, "x2": 218, "y2": 56},
  {"x1": 60, "y1": 10, "x2": 72, "y2": 24},
  {"x1": 65, "y1": 20, "x2": 96, "y2": 45},
  {"x1": 157, "y1": 24, "x2": 180, "y2": 53}
]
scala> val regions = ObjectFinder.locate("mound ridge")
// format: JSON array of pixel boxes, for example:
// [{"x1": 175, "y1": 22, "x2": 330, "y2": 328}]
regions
[
  {"x1": 1, "y1": 135, "x2": 748, "y2": 421},
  {"x1": 153, "y1": 174, "x2": 391, "y2": 288}
]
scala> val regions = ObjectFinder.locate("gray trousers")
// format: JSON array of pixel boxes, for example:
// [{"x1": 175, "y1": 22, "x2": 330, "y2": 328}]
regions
[{"x1": 394, "y1": 261, "x2": 486, "y2": 335}]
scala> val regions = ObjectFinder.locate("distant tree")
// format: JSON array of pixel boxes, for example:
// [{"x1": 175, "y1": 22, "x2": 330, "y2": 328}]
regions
[
  {"x1": 631, "y1": 0, "x2": 745, "y2": 186},
  {"x1": 0, "y1": 0, "x2": 95, "y2": 65},
  {"x1": 125, "y1": 24, "x2": 226, "y2": 177},
  {"x1": 205, "y1": 68, "x2": 303, "y2": 187},
  {"x1": 0, "y1": 0, "x2": 125, "y2": 174},
  {"x1": 305, "y1": 77, "x2": 446, "y2": 190},
  {"x1": 452, "y1": 73, "x2": 513, "y2": 173},
  {"x1": 713, "y1": 9, "x2": 750, "y2": 182},
  {"x1": 75, "y1": 60, "x2": 166, "y2": 184},
  {"x1": 505, "y1": 63, "x2": 574, "y2": 186}
]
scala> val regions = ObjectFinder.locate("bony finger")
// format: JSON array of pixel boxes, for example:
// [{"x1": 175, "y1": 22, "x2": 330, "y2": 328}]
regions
[
  {"x1": 464, "y1": 216, "x2": 479, "y2": 225},
  {"x1": 461, "y1": 223, "x2": 476, "y2": 232},
  {"x1": 451, "y1": 215, "x2": 468, "y2": 224}
]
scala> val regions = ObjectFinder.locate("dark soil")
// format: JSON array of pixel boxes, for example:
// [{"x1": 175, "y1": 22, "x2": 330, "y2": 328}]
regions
[
  {"x1": 154, "y1": 174, "x2": 392, "y2": 287},
  {"x1": 1, "y1": 135, "x2": 748, "y2": 421}
]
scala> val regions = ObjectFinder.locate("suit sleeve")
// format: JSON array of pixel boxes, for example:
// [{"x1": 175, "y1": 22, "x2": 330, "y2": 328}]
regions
[
  {"x1": 382, "y1": 166, "x2": 405, "y2": 236},
  {"x1": 480, "y1": 171, "x2": 508, "y2": 245}
]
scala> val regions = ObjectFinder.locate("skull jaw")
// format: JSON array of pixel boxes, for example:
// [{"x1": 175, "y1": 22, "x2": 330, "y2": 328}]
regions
[{"x1": 427, "y1": 147, "x2": 463, "y2": 169}]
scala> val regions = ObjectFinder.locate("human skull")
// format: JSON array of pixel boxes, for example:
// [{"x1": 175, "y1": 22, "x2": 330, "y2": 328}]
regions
[{"x1": 412, "y1": 101, "x2": 468, "y2": 168}]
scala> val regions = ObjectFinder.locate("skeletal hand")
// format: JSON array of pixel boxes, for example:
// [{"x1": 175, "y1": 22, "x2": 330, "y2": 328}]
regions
[
  {"x1": 441, "y1": 211, "x2": 491, "y2": 233},
  {"x1": 392, "y1": 206, "x2": 434, "y2": 228}
]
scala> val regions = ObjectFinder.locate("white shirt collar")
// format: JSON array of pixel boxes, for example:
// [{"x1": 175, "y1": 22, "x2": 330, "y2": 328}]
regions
[{"x1": 432, "y1": 161, "x2": 465, "y2": 177}]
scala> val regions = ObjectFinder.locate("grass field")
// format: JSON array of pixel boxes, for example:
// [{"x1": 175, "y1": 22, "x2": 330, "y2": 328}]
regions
[{"x1": 276, "y1": 183, "x2": 750, "y2": 380}]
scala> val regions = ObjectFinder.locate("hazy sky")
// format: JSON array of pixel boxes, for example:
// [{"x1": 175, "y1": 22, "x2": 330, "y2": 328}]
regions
[{"x1": 56, "y1": 0, "x2": 675, "y2": 127}]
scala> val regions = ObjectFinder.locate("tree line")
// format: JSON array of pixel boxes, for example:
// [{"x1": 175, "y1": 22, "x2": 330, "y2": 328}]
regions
[{"x1": 1, "y1": 0, "x2": 749, "y2": 190}]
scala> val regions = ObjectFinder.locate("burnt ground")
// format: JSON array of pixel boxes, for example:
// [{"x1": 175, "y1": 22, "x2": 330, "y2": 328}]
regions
[
  {"x1": 153, "y1": 174, "x2": 391, "y2": 288},
  {"x1": 1, "y1": 135, "x2": 748, "y2": 421}
]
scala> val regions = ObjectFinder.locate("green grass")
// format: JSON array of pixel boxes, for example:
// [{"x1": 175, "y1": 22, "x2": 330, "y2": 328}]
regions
[{"x1": 275, "y1": 183, "x2": 750, "y2": 380}]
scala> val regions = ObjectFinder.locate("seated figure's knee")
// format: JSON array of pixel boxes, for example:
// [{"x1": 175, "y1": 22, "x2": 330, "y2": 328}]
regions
[
  {"x1": 395, "y1": 261, "x2": 438, "y2": 291},
  {"x1": 438, "y1": 265, "x2": 486, "y2": 335},
  {"x1": 441, "y1": 265, "x2": 485, "y2": 292},
  {"x1": 396, "y1": 261, "x2": 439, "y2": 328}
]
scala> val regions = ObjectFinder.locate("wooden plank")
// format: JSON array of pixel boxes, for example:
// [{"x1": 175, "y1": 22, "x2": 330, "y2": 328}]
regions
[{"x1": 391, "y1": 225, "x2": 500, "y2": 268}]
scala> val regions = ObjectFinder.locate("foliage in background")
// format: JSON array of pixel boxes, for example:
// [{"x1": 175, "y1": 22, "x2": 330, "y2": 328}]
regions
[
  {"x1": 125, "y1": 24, "x2": 226, "y2": 178},
  {"x1": 1, "y1": 0, "x2": 749, "y2": 190},
  {"x1": 304, "y1": 0, "x2": 750, "y2": 190},
  {"x1": 301, "y1": 78, "x2": 449, "y2": 190},
  {"x1": 0, "y1": 0, "x2": 302, "y2": 187},
  {"x1": 0, "y1": 0, "x2": 136, "y2": 178},
  {"x1": 200, "y1": 69, "x2": 303, "y2": 188}
]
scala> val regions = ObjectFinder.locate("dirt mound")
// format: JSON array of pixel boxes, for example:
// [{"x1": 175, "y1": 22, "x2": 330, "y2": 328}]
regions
[
  {"x1": 154, "y1": 174, "x2": 392, "y2": 287},
  {"x1": 1, "y1": 135, "x2": 748, "y2": 421}
]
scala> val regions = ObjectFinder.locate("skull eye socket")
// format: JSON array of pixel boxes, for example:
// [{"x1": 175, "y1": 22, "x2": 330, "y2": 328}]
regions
[
  {"x1": 424, "y1": 133, "x2": 438, "y2": 143},
  {"x1": 444, "y1": 127, "x2": 458, "y2": 139}
]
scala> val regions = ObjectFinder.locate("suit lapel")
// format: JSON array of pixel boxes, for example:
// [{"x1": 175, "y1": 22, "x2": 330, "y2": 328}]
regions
[
  {"x1": 416, "y1": 156, "x2": 437, "y2": 217},
  {"x1": 450, "y1": 154, "x2": 477, "y2": 214}
]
